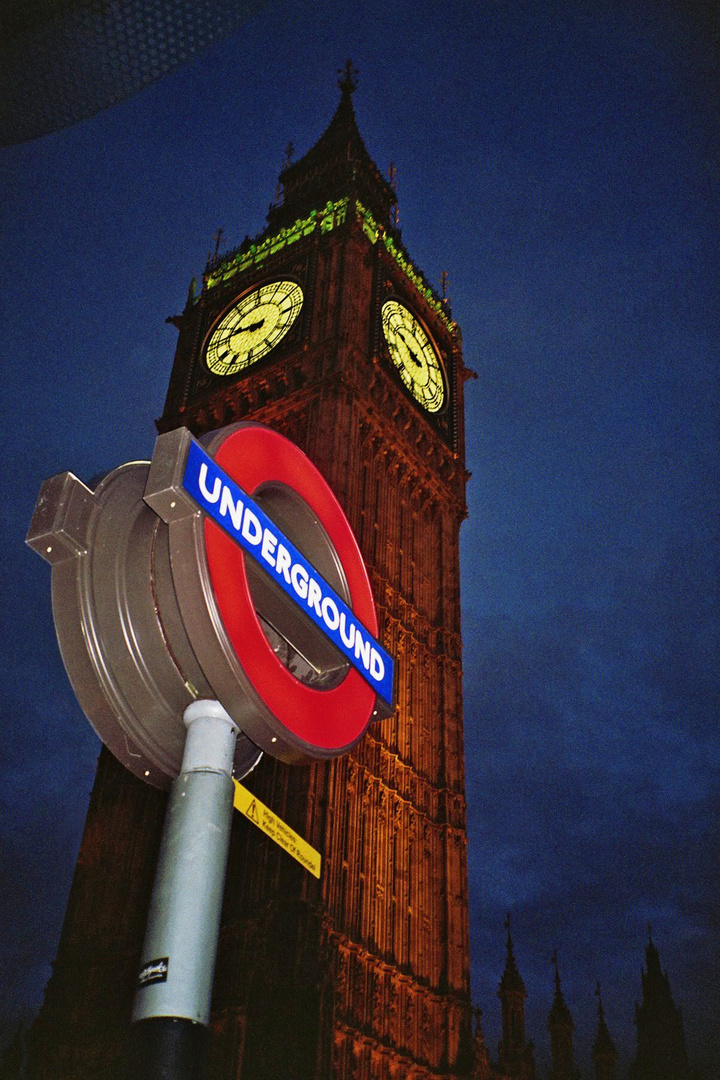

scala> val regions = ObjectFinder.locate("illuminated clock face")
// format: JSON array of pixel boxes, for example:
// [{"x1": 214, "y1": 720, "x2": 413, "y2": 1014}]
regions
[
  {"x1": 206, "y1": 280, "x2": 304, "y2": 376},
  {"x1": 381, "y1": 300, "x2": 445, "y2": 413}
]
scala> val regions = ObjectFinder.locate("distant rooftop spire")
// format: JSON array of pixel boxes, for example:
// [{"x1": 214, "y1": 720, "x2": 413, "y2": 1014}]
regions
[
  {"x1": 644, "y1": 931, "x2": 663, "y2": 979},
  {"x1": 548, "y1": 950, "x2": 576, "y2": 1080},
  {"x1": 499, "y1": 912, "x2": 526, "y2": 995},
  {"x1": 338, "y1": 58, "x2": 358, "y2": 96},
  {"x1": 497, "y1": 915, "x2": 535, "y2": 1078},
  {"x1": 634, "y1": 934, "x2": 689, "y2": 1079},
  {"x1": 548, "y1": 950, "x2": 573, "y2": 1028},
  {"x1": 595, "y1": 984, "x2": 613, "y2": 1041},
  {"x1": 593, "y1": 983, "x2": 617, "y2": 1080},
  {"x1": 596, "y1": 982, "x2": 611, "y2": 1037}
]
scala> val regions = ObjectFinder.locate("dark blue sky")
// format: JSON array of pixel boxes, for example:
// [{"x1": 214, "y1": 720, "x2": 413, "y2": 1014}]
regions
[{"x1": 1, "y1": 1, "x2": 718, "y2": 1075}]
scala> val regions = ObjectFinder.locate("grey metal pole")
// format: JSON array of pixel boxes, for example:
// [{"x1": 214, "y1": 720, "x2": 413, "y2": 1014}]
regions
[{"x1": 128, "y1": 699, "x2": 239, "y2": 1078}]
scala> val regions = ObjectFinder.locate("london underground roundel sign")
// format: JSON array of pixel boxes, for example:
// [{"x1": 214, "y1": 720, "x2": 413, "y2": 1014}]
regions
[
  {"x1": 156, "y1": 422, "x2": 394, "y2": 760},
  {"x1": 27, "y1": 422, "x2": 395, "y2": 785}
]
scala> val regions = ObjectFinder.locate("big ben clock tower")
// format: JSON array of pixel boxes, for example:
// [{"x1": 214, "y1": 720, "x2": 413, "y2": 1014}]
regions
[{"x1": 28, "y1": 66, "x2": 474, "y2": 1080}]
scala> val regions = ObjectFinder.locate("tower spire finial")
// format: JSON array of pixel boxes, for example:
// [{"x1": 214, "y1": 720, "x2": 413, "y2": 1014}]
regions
[
  {"x1": 552, "y1": 948, "x2": 562, "y2": 993},
  {"x1": 499, "y1": 912, "x2": 525, "y2": 995},
  {"x1": 272, "y1": 142, "x2": 295, "y2": 208},
  {"x1": 207, "y1": 226, "x2": 224, "y2": 269},
  {"x1": 338, "y1": 59, "x2": 358, "y2": 96},
  {"x1": 593, "y1": 979, "x2": 617, "y2": 1076},
  {"x1": 497, "y1": 913, "x2": 531, "y2": 1074},
  {"x1": 388, "y1": 162, "x2": 399, "y2": 226}
]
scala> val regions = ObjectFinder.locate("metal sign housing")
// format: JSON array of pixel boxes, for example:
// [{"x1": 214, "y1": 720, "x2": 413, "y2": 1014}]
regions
[{"x1": 27, "y1": 422, "x2": 395, "y2": 786}]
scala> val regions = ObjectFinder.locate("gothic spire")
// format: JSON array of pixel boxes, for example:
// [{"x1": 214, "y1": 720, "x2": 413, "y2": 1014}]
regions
[
  {"x1": 548, "y1": 950, "x2": 573, "y2": 1026},
  {"x1": 595, "y1": 982, "x2": 608, "y2": 1034},
  {"x1": 633, "y1": 937, "x2": 690, "y2": 1080},
  {"x1": 337, "y1": 58, "x2": 358, "y2": 97},
  {"x1": 499, "y1": 913, "x2": 527, "y2": 995},
  {"x1": 266, "y1": 63, "x2": 397, "y2": 231},
  {"x1": 593, "y1": 983, "x2": 617, "y2": 1080},
  {"x1": 548, "y1": 951, "x2": 577, "y2": 1080},
  {"x1": 497, "y1": 917, "x2": 536, "y2": 1080}
]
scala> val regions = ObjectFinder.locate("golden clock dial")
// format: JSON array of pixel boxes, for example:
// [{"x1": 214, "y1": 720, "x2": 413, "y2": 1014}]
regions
[
  {"x1": 381, "y1": 300, "x2": 445, "y2": 413},
  {"x1": 205, "y1": 280, "x2": 304, "y2": 376}
]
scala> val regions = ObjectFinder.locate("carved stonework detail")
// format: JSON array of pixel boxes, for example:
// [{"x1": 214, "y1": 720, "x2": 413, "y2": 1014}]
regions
[{"x1": 371, "y1": 968, "x2": 384, "y2": 1031}]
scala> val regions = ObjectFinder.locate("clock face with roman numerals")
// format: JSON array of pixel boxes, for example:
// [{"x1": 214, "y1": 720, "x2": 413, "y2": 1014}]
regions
[
  {"x1": 381, "y1": 300, "x2": 445, "y2": 413},
  {"x1": 205, "y1": 280, "x2": 304, "y2": 376}
]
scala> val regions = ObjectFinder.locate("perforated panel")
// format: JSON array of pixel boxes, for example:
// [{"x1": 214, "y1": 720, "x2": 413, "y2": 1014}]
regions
[{"x1": 0, "y1": 0, "x2": 270, "y2": 145}]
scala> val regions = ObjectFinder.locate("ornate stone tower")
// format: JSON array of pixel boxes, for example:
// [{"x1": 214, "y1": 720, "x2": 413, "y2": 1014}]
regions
[
  {"x1": 592, "y1": 984, "x2": 617, "y2": 1080},
  {"x1": 27, "y1": 67, "x2": 474, "y2": 1079},
  {"x1": 630, "y1": 936, "x2": 690, "y2": 1080},
  {"x1": 547, "y1": 953, "x2": 578, "y2": 1080},
  {"x1": 497, "y1": 922, "x2": 536, "y2": 1080}
]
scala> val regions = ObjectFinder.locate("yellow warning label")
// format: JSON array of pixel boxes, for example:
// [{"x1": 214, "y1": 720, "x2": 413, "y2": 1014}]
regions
[{"x1": 232, "y1": 780, "x2": 322, "y2": 879}]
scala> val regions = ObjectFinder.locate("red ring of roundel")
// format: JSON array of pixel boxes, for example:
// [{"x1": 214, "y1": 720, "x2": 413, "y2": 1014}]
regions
[{"x1": 204, "y1": 425, "x2": 378, "y2": 751}]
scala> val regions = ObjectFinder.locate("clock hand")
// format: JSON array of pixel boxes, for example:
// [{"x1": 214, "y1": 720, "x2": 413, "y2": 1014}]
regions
[
  {"x1": 398, "y1": 331, "x2": 423, "y2": 367},
  {"x1": 238, "y1": 318, "x2": 265, "y2": 334}
]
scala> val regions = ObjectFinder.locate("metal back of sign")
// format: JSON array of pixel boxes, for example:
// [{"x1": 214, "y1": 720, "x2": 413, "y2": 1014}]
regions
[
  {"x1": 27, "y1": 423, "x2": 395, "y2": 787},
  {"x1": 25, "y1": 462, "x2": 243, "y2": 787}
]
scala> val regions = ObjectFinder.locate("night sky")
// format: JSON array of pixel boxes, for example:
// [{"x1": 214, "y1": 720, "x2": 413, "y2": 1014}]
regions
[{"x1": 1, "y1": 1, "x2": 718, "y2": 1075}]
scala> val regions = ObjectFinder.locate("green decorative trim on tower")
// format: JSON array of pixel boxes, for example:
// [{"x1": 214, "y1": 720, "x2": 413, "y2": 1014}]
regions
[
  {"x1": 356, "y1": 201, "x2": 455, "y2": 332},
  {"x1": 205, "y1": 198, "x2": 350, "y2": 291},
  {"x1": 356, "y1": 198, "x2": 380, "y2": 244},
  {"x1": 203, "y1": 197, "x2": 455, "y2": 336}
]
